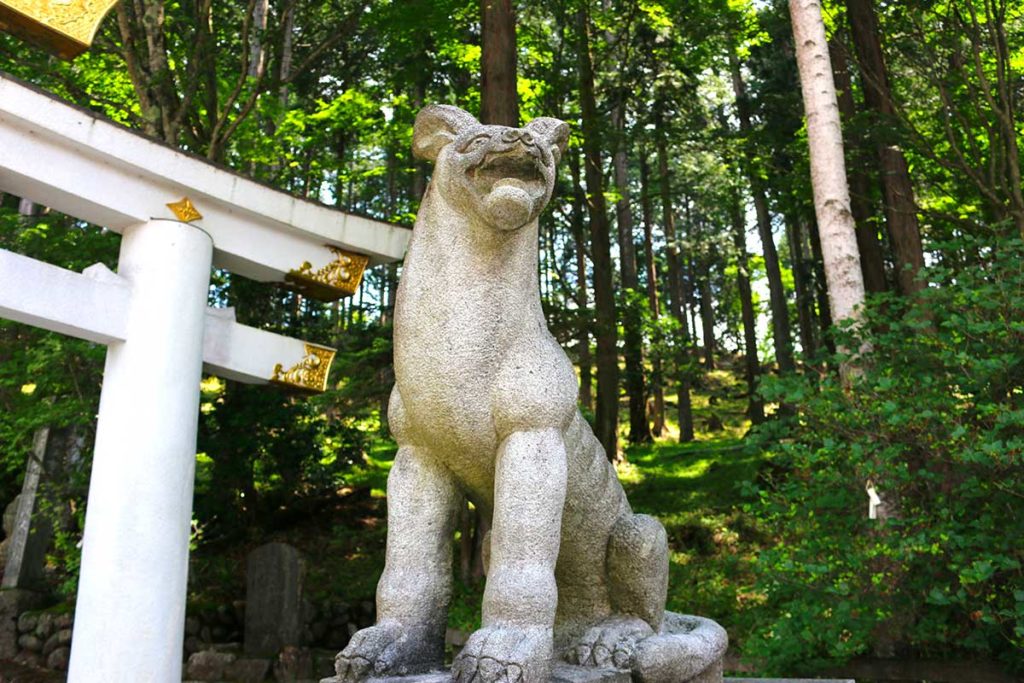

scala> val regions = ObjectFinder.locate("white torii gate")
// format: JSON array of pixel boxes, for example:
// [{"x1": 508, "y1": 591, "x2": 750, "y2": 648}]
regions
[{"x1": 0, "y1": 72, "x2": 410, "y2": 682}]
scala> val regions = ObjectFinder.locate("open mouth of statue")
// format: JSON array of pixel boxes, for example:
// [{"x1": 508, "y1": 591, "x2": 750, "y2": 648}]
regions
[{"x1": 471, "y1": 152, "x2": 546, "y2": 198}]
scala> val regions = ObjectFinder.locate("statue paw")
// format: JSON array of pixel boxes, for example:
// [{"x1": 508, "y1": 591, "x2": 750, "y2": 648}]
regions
[
  {"x1": 451, "y1": 625, "x2": 552, "y2": 683},
  {"x1": 568, "y1": 616, "x2": 654, "y2": 670},
  {"x1": 335, "y1": 621, "x2": 431, "y2": 682}
]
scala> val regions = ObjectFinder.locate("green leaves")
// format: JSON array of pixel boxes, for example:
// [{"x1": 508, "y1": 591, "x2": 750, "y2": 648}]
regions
[{"x1": 747, "y1": 234, "x2": 1024, "y2": 673}]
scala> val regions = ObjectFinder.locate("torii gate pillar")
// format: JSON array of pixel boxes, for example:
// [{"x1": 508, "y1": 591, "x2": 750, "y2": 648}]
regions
[{"x1": 68, "y1": 220, "x2": 213, "y2": 683}]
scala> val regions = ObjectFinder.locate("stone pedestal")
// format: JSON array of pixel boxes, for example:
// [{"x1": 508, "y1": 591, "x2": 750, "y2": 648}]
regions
[
  {"x1": 321, "y1": 658, "x2": 721, "y2": 683},
  {"x1": 321, "y1": 612, "x2": 725, "y2": 683}
]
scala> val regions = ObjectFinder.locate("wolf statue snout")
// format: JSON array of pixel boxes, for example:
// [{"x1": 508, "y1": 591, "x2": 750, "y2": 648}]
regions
[{"x1": 325, "y1": 105, "x2": 727, "y2": 683}]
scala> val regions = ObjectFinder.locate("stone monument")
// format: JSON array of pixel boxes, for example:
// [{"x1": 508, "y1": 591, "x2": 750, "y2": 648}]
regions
[
  {"x1": 244, "y1": 542, "x2": 304, "y2": 657},
  {"x1": 323, "y1": 105, "x2": 727, "y2": 683}
]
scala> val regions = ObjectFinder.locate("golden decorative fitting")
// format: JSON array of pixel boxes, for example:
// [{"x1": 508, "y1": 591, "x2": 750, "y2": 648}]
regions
[
  {"x1": 166, "y1": 197, "x2": 202, "y2": 223},
  {"x1": 270, "y1": 343, "x2": 335, "y2": 393},
  {"x1": 0, "y1": 0, "x2": 120, "y2": 60},
  {"x1": 285, "y1": 247, "x2": 370, "y2": 301}
]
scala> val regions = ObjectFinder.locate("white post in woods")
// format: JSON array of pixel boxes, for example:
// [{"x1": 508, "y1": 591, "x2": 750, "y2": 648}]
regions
[{"x1": 67, "y1": 220, "x2": 213, "y2": 683}]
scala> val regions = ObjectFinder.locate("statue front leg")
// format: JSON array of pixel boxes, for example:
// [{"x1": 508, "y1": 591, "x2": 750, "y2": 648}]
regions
[
  {"x1": 453, "y1": 428, "x2": 567, "y2": 683},
  {"x1": 333, "y1": 444, "x2": 459, "y2": 682}
]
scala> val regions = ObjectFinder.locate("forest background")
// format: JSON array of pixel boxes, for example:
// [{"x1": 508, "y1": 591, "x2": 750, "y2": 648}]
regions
[{"x1": 0, "y1": 0, "x2": 1022, "y2": 678}]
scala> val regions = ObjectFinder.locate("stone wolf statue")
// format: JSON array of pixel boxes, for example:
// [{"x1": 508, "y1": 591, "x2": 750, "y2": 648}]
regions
[{"x1": 328, "y1": 105, "x2": 726, "y2": 683}]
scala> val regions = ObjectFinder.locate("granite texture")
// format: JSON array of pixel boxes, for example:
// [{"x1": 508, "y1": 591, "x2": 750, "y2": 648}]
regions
[{"x1": 328, "y1": 105, "x2": 727, "y2": 683}]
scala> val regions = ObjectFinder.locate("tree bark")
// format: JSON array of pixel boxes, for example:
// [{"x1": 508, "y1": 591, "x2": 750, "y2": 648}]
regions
[
  {"x1": 845, "y1": 0, "x2": 925, "y2": 295},
  {"x1": 830, "y1": 37, "x2": 888, "y2": 294},
  {"x1": 785, "y1": 211, "x2": 819, "y2": 358},
  {"x1": 568, "y1": 149, "x2": 593, "y2": 413},
  {"x1": 612, "y1": 99, "x2": 650, "y2": 445},
  {"x1": 480, "y1": 0, "x2": 519, "y2": 126},
  {"x1": 806, "y1": 217, "x2": 837, "y2": 354},
  {"x1": 729, "y1": 194, "x2": 765, "y2": 424},
  {"x1": 791, "y1": 0, "x2": 867, "y2": 373},
  {"x1": 639, "y1": 153, "x2": 665, "y2": 436},
  {"x1": 697, "y1": 275, "x2": 716, "y2": 370},
  {"x1": 576, "y1": 5, "x2": 619, "y2": 457},
  {"x1": 730, "y1": 52, "x2": 796, "y2": 373},
  {"x1": 655, "y1": 110, "x2": 694, "y2": 442}
]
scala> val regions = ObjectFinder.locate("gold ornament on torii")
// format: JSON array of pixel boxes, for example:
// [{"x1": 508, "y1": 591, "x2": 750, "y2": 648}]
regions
[
  {"x1": 0, "y1": 0, "x2": 120, "y2": 60},
  {"x1": 270, "y1": 344, "x2": 336, "y2": 394},
  {"x1": 286, "y1": 247, "x2": 370, "y2": 301}
]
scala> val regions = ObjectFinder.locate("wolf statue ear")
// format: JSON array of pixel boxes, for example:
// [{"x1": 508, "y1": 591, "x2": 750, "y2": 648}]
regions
[
  {"x1": 413, "y1": 105, "x2": 480, "y2": 162},
  {"x1": 525, "y1": 117, "x2": 570, "y2": 164}
]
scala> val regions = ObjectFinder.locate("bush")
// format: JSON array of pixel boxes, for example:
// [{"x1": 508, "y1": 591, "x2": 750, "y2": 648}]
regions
[{"x1": 744, "y1": 237, "x2": 1024, "y2": 674}]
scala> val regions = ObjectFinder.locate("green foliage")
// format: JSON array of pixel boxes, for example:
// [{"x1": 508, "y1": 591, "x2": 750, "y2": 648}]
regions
[
  {"x1": 745, "y1": 236, "x2": 1024, "y2": 673},
  {"x1": 196, "y1": 380, "x2": 367, "y2": 539}
]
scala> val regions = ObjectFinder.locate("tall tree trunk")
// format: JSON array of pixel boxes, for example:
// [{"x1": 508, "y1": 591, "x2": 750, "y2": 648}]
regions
[
  {"x1": 791, "y1": 0, "x2": 867, "y2": 337},
  {"x1": 568, "y1": 149, "x2": 593, "y2": 412},
  {"x1": 248, "y1": 0, "x2": 270, "y2": 78},
  {"x1": 785, "y1": 212, "x2": 819, "y2": 358},
  {"x1": 655, "y1": 110, "x2": 694, "y2": 442},
  {"x1": 278, "y1": 3, "x2": 295, "y2": 108},
  {"x1": 729, "y1": 193, "x2": 765, "y2": 424},
  {"x1": 806, "y1": 218, "x2": 837, "y2": 354},
  {"x1": 639, "y1": 153, "x2": 665, "y2": 436},
  {"x1": 830, "y1": 36, "x2": 888, "y2": 294},
  {"x1": 845, "y1": 0, "x2": 925, "y2": 296},
  {"x1": 576, "y1": 5, "x2": 618, "y2": 457},
  {"x1": 697, "y1": 275, "x2": 716, "y2": 370},
  {"x1": 612, "y1": 98, "x2": 650, "y2": 445},
  {"x1": 730, "y1": 52, "x2": 796, "y2": 373},
  {"x1": 481, "y1": 0, "x2": 519, "y2": 126}
]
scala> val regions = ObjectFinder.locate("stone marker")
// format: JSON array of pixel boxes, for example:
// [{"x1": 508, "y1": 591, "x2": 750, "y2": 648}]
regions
[
  {"x1": 3, "y1": 426, "x2": 79, "y2": 590},
  {"x1": 244, "y1": 542, "x2": 304, "y2": 657},
  {"x1": 323, "y1": 106, "x2": 728, "y2": 683}
]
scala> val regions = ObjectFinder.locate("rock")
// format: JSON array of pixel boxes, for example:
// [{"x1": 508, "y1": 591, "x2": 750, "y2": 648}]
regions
[
  {"x1": 53, "y1": 612, "x2": 72, "y2": 630},
  {"x1": 42, "y1": 628, "x2": 69, "y2": 657},
  {"x1": 17, "y1": 633, "x2": 42, "y2": 651},
  {"x1": 310, "y1": 620, "x2": 328, "y2": 642},
  {"x1": 185, "y1": 615, "x2": 201, "y2": 636},
  {"x1": 216, "y1": 604, "x2": 234, "y2": 625},
  {"x1": 224, "y1": 657, "x2": 271, "y2": 682},
  {"x1": 17, "y1": 611, "x2": 38, "y2": 634},
  {"x1": 210, "y1": 642, "x2": 242, "y2": 654},
  {"x1": 13, "y1": 649, "x2": 43, "y2": 668},
  {"x1": 186, "y1": 649, "x2": 237, "y2": 681},
  {"x1": 33, "y1": 612, "x2": 54, "y2": 639},
  {"x1": 0, "y1": 589, "x2": 45, "y2": 659},
  {"x1": 273, "y1": 645, "x2": 312, "y2": 682},
  {"x1": 46, "y1": 645, "x2": 71, "y2": 671},
  {"x1": 243, "y1": 542, "x2": 303, "y2": 657},
  {"x1": 184, "y1": 635, "x2": 202, "y2": 656}
]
